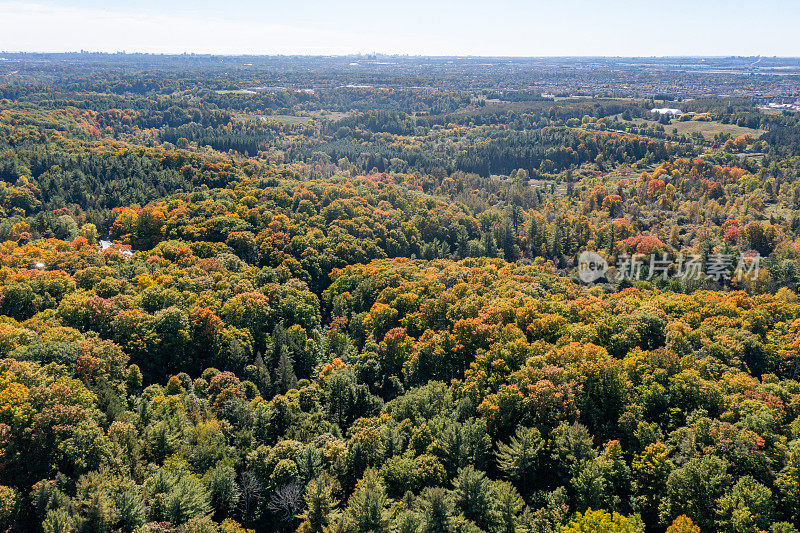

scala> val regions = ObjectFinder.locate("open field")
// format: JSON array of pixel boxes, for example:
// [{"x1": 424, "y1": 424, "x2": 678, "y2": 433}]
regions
[
  {"x1": 232, "y1": 112, "x2": 311, "y2": 124},
  {"x1": 309, "y1": 110, "x2": 350, "y2": 121},
  {"x1": 667, "y1": 119, "x2": 765, "y2": 140},
  {"x1": 233, "y1": 110, "x2": 350, "y2": 125},
  {"x1": 259, "y1": 114, "x2": 313, "y2": 125},
  {"x1": 622, "y1": 117, "x2": 765, "y2": 141}
]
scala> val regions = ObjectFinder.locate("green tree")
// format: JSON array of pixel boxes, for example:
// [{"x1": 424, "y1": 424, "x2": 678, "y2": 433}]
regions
[
  {"x1": 496, "y1": 426, "x2": 544, "y2": 495},
  {"x1": 452, "y1": 467, "x2": 492, "y2": 530},
  {"x1": 205, "y1": 463, "x2": 240, "y2": 518},
  {"x1": 418, "y1": 486, "x2": 454, "y2": 533},
  {"x1": 344, "y1": 469, "x2": 390, "y2": 533},
  {"x1": 115, "y1": 490, "x2": 146, "y2": 532},
  {"x1": 716, "y1": 476, "x2": 773, "y2": 533},
  {"x1": 165, "y1": 475, "x2": 213, "y2": 525},
  {"x1": 276, "y1": 346, "x2": 298, "y2": 393},
  {"x1": 489, "y1": 481, "x2": 525, "y2": 533},
  {"x1": 298, "y1": 473, "x2": 339, "y2": 533},
  {"x1": 660, "y1": 455, "x2": 732, "y2": 530},
  {"x1": 775, "y1": 442, "x2": 800, "y2": 523},
  {"x1": 144, "y1": 468, "x2": 212, "y2": 526}
]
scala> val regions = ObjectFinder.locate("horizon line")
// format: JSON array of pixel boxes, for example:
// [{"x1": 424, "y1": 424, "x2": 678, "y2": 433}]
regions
[{"x1": 2, "y1": 51, "x2": 799, "y2": 59}]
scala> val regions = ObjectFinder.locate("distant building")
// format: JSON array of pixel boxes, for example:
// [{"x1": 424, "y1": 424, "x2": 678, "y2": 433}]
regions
[
  {"x1": 651, "y1": 108, "x2": 683, "y2": 116},
  {"x1": 764, "y1": 102, "x2": 800, "y2": 111}
]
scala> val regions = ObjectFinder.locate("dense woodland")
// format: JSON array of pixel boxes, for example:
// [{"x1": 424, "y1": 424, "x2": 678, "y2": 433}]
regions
[{"x1": 2, "y1": 55, "x2": 800, "y2": 533}]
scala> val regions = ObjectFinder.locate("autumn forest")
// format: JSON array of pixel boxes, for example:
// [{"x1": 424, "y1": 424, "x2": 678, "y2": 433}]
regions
[{"x1": 0, "y1": 54, "x2": 800, "y2": 533}]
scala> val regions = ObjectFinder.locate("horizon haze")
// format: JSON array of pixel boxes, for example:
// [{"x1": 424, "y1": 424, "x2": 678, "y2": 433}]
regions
[{"x1": 1, "y1": 0, "x2": 798, "y2": 56}]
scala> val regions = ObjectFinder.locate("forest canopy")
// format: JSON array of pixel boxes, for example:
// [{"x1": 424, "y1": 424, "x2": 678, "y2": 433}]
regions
[{"x1": 1, "y1": 54, "x2": 800, "y2": 533}]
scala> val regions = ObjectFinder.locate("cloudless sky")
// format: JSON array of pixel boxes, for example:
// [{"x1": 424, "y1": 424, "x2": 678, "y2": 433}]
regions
[{"x1": 1, "y1": 0, "x2": 798, "y2": 56}]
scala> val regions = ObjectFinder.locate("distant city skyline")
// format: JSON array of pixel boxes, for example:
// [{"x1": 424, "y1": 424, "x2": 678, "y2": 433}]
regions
[{"x1": 1, "y1": 0, "x2": 798, "y2": 57}]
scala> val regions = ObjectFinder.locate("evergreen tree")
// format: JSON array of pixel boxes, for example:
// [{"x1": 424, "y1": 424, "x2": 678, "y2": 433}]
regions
[
  {"x1": 489, "y1": 481, "x2": 525, "y2": 533},
  {"x1": 496, "y1": 426, "x2": 545, "y2": 495},
  {"x1": 343, "y1": 470, "x2": 390, "y2": 533},
  {"x1": 452, "y1": 467, "x2": 492, "y2": 530},
  {"x1": 298, "y1": 474, "x2": 339, "y2": 533},
  {"x1": 276, "y1": 346, "x2": 298, "y2": 393},
  {"x1": 483, "y1": 231, "x2": 498, "y2": 258},
  {"x1": 418, "y1": 487, "x2": 454, "y2": 533}
]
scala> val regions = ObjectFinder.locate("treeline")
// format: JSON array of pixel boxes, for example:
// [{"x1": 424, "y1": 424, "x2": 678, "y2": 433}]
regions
[
  {"x1": 310, "y1": 126, "x2": 690, "y2": 177},
  {"x1": 0, "y1": 106, "x2": 249, "y2": 217}
]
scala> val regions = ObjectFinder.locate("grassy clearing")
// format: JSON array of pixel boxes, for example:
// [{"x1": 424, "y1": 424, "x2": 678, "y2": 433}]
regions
[
  {"x1": 621, "y1": 117, "x2": 765, "y2": 141},
  {"x1": 233, "y1": 113, "x2": 312, "y2": 125},
  {"x1": 261, "y1": 115, "x2": 314, "y2": 125},
  {"x1": 309, "y1": 110, "x2": 350, "y2": 121},
  {"x1": 667, "y1": 119, "x2": 765, "y2": 141},
  {"x1": 234, "y1": 110, "x2": 351, "y2": 125}
]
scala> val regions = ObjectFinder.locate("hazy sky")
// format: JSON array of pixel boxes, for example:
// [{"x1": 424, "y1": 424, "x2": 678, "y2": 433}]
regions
[{"x1": 1, "y1": 0, "x2": 798, "y2": 56}]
